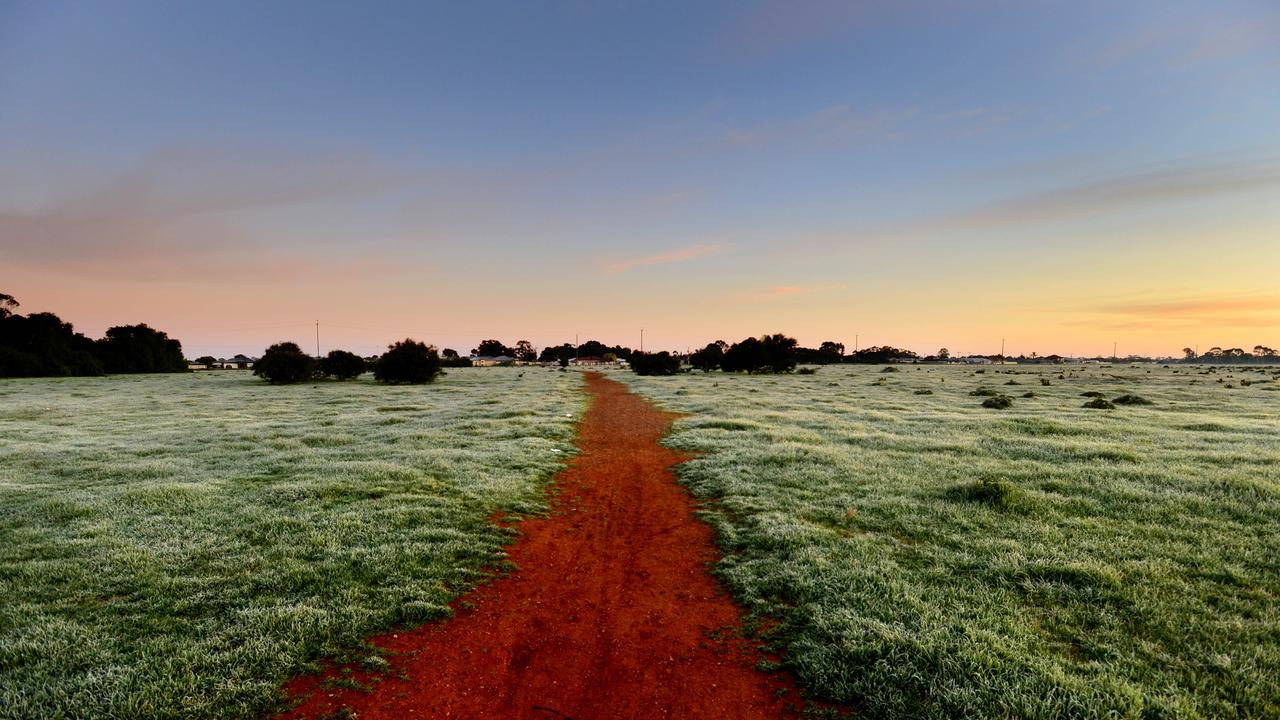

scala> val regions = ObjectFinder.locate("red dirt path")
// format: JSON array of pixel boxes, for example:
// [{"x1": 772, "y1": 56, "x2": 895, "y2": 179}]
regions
[{"x1": 275, "y1": 372, "x2": 801, "y2": 719}]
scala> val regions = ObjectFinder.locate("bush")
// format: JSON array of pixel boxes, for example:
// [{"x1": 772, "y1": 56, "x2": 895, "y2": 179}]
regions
[
  {"x1": 320, "y1": 350, "x2": 366, "y2": 380},
  {"x1": 374, "y1": 339, "x2": 441, "y2": 384},
  {"x1": 254, "y1": 342, "x2": 317, "y2": 384},
  {"x1": 796, "y1": 367, "x2": 817, "y2": 375},
  {"x1": 629, "y1": 351, "x2": 682, "y2": 376},
  {"x1": 969, "y1": 388, "x2": 1000, "y2": 396},
  {"x1": 982, "y1": 395, "x2": 1013, "y2": 409},
  {"x1": 1081, "y1": 391, "x2": 1105, "y2": 397},
  {"x1": 914, "y1": 389, "x2": 933, "y2": 395},
  {"x1": 1021, "y1": 391, "x2": 1036, "y2": 398},
  {"x1": 1083, "y1": 398, "x2": 1115, "y2": 409},
  {"x1": 881, "y1": 366, "x2": 899, "y2": 373},
  {"x1": 1040, "y1": 378, "x2": 1051, "y2": 386},
  {"x1": 1113, "y1": 394, "x2": 1153, "y2": 405}
]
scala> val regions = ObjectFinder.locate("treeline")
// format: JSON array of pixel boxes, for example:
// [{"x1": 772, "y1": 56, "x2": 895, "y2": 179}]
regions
[
  {"x1": 629, "y1": 335, "x2": 919, "y2": 376},
  {"x1": 254, "y1": 339, "x2": 442, "y2": 384},
  {"x1": 1181, "y1": 345, "x2": 1279, "y2": 364},
  {"x1": 0, "y1": 293, "x2": 187, "y2": 377}
]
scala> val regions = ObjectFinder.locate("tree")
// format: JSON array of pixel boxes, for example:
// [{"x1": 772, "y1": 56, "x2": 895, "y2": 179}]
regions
[
  {"x1": 722, "y1": 337, "x2": 766, "y2": 373},
  {"x1": 630, "y1": 351, "x2": 681, "y2": 376},
  {"x1": 196, "y1": 355, "x2": 218, "y2": 366},
  {"x1": 514, "y1": 340, "x2": 538, "y2": 362},
  {"x1": 0, "y1": 292, "x2": 17, "y2": 319},
  {"x1": 937, "y1": 348, "x2": 950, "y2": 360},
  {"x1": 818, "y1": 341, "x2": 845, "y2": 363},
  {"x1": 690, "y1": 341, "x2": 726, "y2": 372},
  {"x1": 472, "y1": 339, "x2": 509, "y2": 357},
  {"x1": 1254, "y1": 345, "x2": 1276, "y2": 358},
  {"x1": 577, "y1": 340, "x2": 609, "y2": 358},
  {"x1": 539, "y1": 343, "x2": 576, "y2": 364},
  {"x1": 95, "y1": 324, "x2": 188, "y2": 373},
  {"x1": 441, "y1": 348, "x2": 459, "y2": 359},
  {"x1": 761, "y1": 333, "x2": 799, "y2": 373},
  {"x1": 375, "y1": 339, "x2": 441, "y2": 384},
  {"x1": 254, "y1": 342, "x2": 317, "y2": 383},
  {"x1": 321, "y1": 349, "x2": 366, "y2": 380},
  {"x1": 1182, "y1": 347, "x2": 1196, "y2": 361}
]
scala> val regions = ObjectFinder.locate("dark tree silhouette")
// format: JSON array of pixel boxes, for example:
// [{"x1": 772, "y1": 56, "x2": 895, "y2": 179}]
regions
[
  {"x1": 514, "y1": 340, "x2": 537, "y2": 362},
  {"x1": 376, "y1": 339, "x2": 441, "y2": 384},
  {"x1": 95, "y1": 324, "x2": 188, "y2": 374},
  {"x1": 629, "y1": 351, "x2": 682, "y2": 376},
  {"x1": 472, "y1": 339, "x2": 510, "y2": 357},
  {"x1": 321, "y1": 349, "x2": 366, "y2": 380},
  {"x1": 690, "y1": 341, "x2": 726, "y2": 372},
  {"x1": 254, "y1": 342, "x2": 317, "y2": 383}
]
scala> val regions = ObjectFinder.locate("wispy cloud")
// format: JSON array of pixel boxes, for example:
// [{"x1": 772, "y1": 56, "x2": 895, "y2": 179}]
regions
[
  {"x1": 884, "y1": 154, "x2": 1280, "y2": 237},
  {"x1": 0, "y1": 145, "x2": 421, "y2": 280},
  {"x1": 1065, "y1": 291, "x2": 1280, "y2": 331},
  {"x1": 604, "y1": 243, "x2": 731, "y2": 274}
]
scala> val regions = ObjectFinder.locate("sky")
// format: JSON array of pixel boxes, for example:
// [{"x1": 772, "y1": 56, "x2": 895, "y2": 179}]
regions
[{"x1": 1, "y1": 0, "x2": 1278, "y2": 358}]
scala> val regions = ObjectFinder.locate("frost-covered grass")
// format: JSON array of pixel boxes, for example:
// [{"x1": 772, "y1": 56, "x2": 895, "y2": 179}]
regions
[
  {"x1": 621, "y1": 363, "x2": 1280, "y2": 719},
  {"x1": 0, "y1": 368, "x2": 581, "y2": 720}
]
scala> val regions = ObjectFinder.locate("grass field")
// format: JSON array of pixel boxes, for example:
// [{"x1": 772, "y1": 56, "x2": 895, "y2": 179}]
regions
[
  {"x1": 0, "y1": 368, "x2": 581, "y2": 720},
  {"x1": 622, "y1": 363, "x2": 1280, "y2": 719}
]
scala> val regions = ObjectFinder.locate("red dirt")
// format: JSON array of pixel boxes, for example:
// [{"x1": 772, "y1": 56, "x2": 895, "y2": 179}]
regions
[{"x1": 275, "y1": 372, "x2": 801, "y2": 719}]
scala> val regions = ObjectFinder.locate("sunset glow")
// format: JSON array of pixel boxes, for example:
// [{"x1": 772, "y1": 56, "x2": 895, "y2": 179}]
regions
[{"x1": 2, "y1": 1, "x2": 1277, "y2": 357}]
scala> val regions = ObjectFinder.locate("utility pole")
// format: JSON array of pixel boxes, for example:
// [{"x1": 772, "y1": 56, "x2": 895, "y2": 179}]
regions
[
  {"x1": 855, "y1": 334, "x2": 859, "y2": 352},
  {"x1": 1113, "y1": 342, "x2": 1117, "y2": 363},
  {"x1": 315, "y1": 321, "x2": 320, "y2": 358},
  {"x1": 1001, "y1": 338, "x2": 1006, "y2": 361},
  {"x1": 640, "y1": 328, "x2": 644, "y2": 353}
]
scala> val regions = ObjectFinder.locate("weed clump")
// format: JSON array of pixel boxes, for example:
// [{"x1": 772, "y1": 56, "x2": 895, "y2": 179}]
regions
[
  {"x1": 1083, "y1": 398, "x2": 1115, "y2": 409},
  {"x1": 982, "y1": 395, "x2": 1013, "y2": 409},
  {"x1": 914, "y1": 389, "x2": 934, "y2": 395},
  {"x1": 1113, "y1": 394, "x2": 1153, "y2": 406},
  {"x1": 1021, "y1": 391, "x2": 1036, "y2": 398},
  {"x1": 970, "y1": 388, "x2": 1000, "y2": 397},
  {"x1": 1081, "y1": 391, "x2": 1105, "y2": 398},
  {"x1": 796, "y1": 367, "x2": 817, "y2": 375},
  {"x1": 950, "y1": 477, "x2": 1032, "y2": 511},
  {"x1": 881, "y1": 366, "x2": 899, "y2": 373},
  {"x1": 1040, "y1": 378, "x2": 1051, "y2": 386}
]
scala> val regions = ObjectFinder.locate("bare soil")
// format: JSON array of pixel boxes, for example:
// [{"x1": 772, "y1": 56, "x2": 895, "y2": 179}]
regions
[{"x1": 276, "y1": 372, "x2": 800, "y2": 719}]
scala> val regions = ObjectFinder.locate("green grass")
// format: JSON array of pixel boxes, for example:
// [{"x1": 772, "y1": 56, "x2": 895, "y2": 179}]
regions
[
  {"x1": 0, "y1": 368, "x2": 581, "y2": 720},
  {"x1": 620, "y1": 363, "x2": 1280, "y2": 719}
]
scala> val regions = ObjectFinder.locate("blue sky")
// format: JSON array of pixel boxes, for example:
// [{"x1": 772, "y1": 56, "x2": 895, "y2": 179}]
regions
[{"x1": 2, "y1": 0, "x2": 1277, "y2": 357}]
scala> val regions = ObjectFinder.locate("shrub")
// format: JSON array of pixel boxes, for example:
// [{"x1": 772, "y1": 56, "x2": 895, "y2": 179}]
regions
[
  {"x1": 254, "y1": 342, "x2": 317, "y2": 384},
  {"x1": 629, "y1": 351, "x2": 682, "y2": 376},
  {"x1": 1021, "y1": 391, "x2": 1036, "y2": 398},
  {"x1": 796, "y1": 367, "x2": 817, "y2": 375},
  {"x1": 1040, "y1": 378, "x2": 1051, "y2": 386},
  {"x1": 881, "y1": 366, "x2": 899, "y2": 373},
  {"x1": 1083, "y1": 398, "x2": 1115, "y2": 409},
  {"x1": 969, "y1": 388, "x2": 1000, "y2": 396},
  {"x1": 320, "y1": 349, "x2": 366, "y2": 380},
  {"x1": 1081, "y1": 391, "x2": 1105, "y2": 397},
  {"x1": 375, "y1": 339, "x2": 441, "y2": 384},
  {"x1": 982, "y1": 395, "x2": 1013, "y2": 409},
  {"x1": 1113, "y1": 394, "x2": 1153, "y2": 406},
  {"x1": 914, "y1": 389, "x2": 933, "y2": 395}
]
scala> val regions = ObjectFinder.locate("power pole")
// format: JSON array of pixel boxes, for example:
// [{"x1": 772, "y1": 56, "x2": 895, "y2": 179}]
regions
[
  {"x1": 640, "y1": 328, "x2": 644, "y2": 353},
  {"x1": 1001, "y1": 338, "x2": 1006, "y2": 361},
  {"x1": 315, "y1": 321, "x2": 320, "y2": 358},
  {"x1": 855, "y1": 334, "x2": 859, "y2": 352},
  {"x1": 1113, "y1": 342, "x2": 1117, "y2": 363}
]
